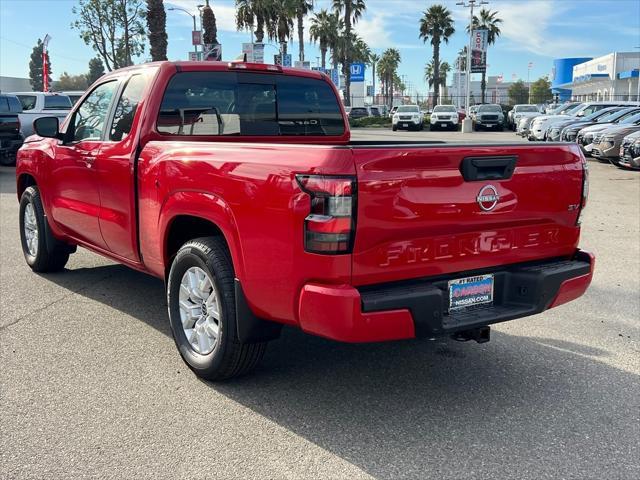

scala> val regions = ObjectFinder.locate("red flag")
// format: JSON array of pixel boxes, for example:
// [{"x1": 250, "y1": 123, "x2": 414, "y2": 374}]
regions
[{"x1": 42, "y1": 50, "x2": 48, "y2": 92}]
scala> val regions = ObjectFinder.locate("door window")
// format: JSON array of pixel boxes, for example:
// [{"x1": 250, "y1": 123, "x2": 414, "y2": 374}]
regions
[
  {"x1": 109, "y1": 74, "x2": 149, "y2": 141},
  {"x1": 68, "y1": 81, "x2": 118, "y2": 142}
]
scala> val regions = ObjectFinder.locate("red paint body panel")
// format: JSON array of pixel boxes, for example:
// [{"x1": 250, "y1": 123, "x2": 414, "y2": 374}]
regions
[
  {"x1": 15, "y1": 61, "x2": 594, "y2": 343},
  {"x1": 298, "y1": 283, "x2": 415, "y2": 342},
  {"x1": 351, "y1": 144, "x2": 584, "y2": 285},
  {"x1": 549, "y1": 251, "x2": 595, "y2": 308}
]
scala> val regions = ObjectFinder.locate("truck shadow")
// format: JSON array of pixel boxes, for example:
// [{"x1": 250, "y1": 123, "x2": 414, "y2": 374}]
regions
[{"x1": 39, "y1": 263, "x2": 639, "y2": 479}]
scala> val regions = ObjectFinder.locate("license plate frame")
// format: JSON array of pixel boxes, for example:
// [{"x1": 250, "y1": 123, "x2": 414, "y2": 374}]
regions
[{"x1": 448, "y1": 274, "x2": 494, "y2": 312}]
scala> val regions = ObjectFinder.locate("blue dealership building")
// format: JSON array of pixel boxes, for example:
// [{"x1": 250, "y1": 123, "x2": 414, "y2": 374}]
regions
[{"x1": 552, "y1": 53, "x2": 640, "y2": 102}]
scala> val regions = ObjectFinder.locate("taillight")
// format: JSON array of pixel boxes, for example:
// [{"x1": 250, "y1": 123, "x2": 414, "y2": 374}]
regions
[
  {"x1": 577, "y1": 153, "x2": 589, "y2": 225},
  {"x1": 296, "y1": 174, "x2": 356, "y2": 254}
]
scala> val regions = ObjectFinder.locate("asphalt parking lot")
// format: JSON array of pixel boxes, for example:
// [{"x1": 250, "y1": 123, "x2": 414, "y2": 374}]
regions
[{"x1": 1, "y1": 131, "x2": 639, "y2": 479}]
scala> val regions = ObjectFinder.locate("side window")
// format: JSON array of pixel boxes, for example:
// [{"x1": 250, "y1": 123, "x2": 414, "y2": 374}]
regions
[
  {"x1": 68, "y1": 81, "x2": 118, "y2": 142},
  {"x1": 109, "y1": 74, "x2": 148, "y2": 141},
  {"x1": 17, "y1": 95, "x2": 36, "y2": 111}
]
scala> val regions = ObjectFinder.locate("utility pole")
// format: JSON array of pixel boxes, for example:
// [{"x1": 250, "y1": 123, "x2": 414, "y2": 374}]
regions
[
  {"x1": 527, "y1": 61, "x2": 533, "y2": 103},
  {"x1": 168, "y1": 6, "x2": 199, "y2": 58},
  {"x1": 457, "y1": 0, "x2": 488, "y2": 133}
]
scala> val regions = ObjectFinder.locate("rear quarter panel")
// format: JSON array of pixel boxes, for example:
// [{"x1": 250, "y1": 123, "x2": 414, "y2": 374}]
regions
[{"x1": 138, "y1": 141, "x2": 354, "y2": 324}]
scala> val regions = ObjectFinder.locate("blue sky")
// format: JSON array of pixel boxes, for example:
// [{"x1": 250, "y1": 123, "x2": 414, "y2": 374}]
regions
[{"x1": 1, "y1": 0, "x2": 638, "y2": 94}]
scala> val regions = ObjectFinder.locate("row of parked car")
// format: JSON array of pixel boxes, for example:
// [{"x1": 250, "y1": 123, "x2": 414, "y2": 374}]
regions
[
  {"x1": 513, "y1": 101, "x2": 640, "y2": 170},
  {"x1": 0, "y1": 90, "x2": 83, "y2": 166}
]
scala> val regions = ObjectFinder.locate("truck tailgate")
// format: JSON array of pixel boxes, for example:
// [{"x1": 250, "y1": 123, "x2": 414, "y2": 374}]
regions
[{"x1": 351, "y1": 144, "x2": 584, "y2": 286}]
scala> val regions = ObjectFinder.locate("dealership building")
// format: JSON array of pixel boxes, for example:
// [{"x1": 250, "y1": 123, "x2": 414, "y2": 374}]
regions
[{"x1": 552, "y1": 52, "x2": 640, "y2": 102}]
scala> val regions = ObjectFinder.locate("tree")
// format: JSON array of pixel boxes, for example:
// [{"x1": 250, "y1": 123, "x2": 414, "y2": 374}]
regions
[
  {"x1": 508, "y1": 80, "x2": 528, "y2": 105},
  {"x1": 309, "y1": 9, "x2": 338, "y2": 69},
  {"x1": 202, "y1": 0, "x2": 218, "y2": 45},
  {"x1": 530, "y1": 77, "x2": 552, "y2": 103},
  {"x1": 267, "y1": 0, "x2": 296, "y2": 55},
  {"x1": 295, "y1": 0, "x2": 313, "y2": 62},
  {"x1": 147, "y1": 0, "x2": 167, "y2": 61},
  {"x1": 424, "y1": 60, "x2": 450, "y2": 104},
  {"x1": 332, "y1": 0, "x2": 366, "y2": 106},
  {"x1": 457, "y1": 46, "x2": 467, "y2": 72},
  {"x1": 55, "y1": 72, "x2": 89, "y2": 90},
  {"x1": 369, "y1": 53, "x2": 379, "y2": 99},
  {"x1": 236, "y1": 0, "x2": 271, "y2": 43},
  {"x1": 87, "y1": 57, "x2": 106, "y2": 85},
  {"x1": 72, "y1": 0, "x2": 146, "y2": 71},
  {"x1": 419, "y1": 4, "x2": 455, "y2": 107},
  {"x1": 377, "y1": 48, "x2": 400, "y2": 108},
  {"x1": 29, "y1": 39, "x2": 51, "y2": 92},
  {"x1": 467, "y1": 8, "x2": 502, "y2": 103}
]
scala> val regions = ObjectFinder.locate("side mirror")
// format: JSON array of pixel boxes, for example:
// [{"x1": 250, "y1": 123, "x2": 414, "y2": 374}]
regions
[{"x1": 33, "y1": 116, "x2": 60, "y2": 138}]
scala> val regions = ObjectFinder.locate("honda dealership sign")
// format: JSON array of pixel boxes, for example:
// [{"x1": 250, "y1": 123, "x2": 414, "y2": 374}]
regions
[{"x1": 471, "y1": 28, "x2": 488, "y2": 73}]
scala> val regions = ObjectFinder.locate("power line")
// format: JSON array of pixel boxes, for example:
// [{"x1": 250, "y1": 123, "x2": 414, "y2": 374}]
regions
[{"x1": 0, "y1": 36, "x2": 88, "y2": 64}]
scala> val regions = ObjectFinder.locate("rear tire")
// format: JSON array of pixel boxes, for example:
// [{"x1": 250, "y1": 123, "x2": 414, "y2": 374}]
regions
[
  {"x1": 167, "y1": 237, "x2": 267, "y2": 381},
  {"x1": 19, "y1": 186, "x2": 72, "y2": 272}
]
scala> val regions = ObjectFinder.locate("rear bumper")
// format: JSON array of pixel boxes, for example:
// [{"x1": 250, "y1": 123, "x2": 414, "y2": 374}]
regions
[{"x1": 298, "y1": 250, "x2": 594, "y2": 343}]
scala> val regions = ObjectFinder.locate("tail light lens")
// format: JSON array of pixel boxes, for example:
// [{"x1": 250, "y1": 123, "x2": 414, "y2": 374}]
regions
[
  {"x1": 577, "y1": 153, "x2": 589, "y2": 225},
  {"x1": 296, "y1": 174, "x2": 356, "y2": 254}
]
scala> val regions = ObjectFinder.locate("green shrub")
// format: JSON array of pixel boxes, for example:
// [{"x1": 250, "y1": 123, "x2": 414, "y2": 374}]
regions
[{"x1": 349, "y1": 116, "x2": 392, "y2": 128}]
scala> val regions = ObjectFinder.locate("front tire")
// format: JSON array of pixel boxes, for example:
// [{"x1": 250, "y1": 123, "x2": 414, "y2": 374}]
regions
[
  {"x1": 392, "y1": 125, "x2": 397, "y2": 131},
  {"x1": 19, "y1": 186, "x2": 71, "y2": 272},
  {"x1": 167, "y1": 237, "x2": 267, "y2": 381}
]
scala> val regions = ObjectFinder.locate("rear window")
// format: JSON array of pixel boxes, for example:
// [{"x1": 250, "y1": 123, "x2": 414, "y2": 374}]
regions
[
  {"x1": 0, "y1": 97, "x2": 10, "y2": 112},
  {"x1": 44, "y1": 95, "x2": 72, "y2": 110},
  {"x1": 517, "y1": 105, "x2": 539, "y2": 112},
  {"x1": 157, "y1": 71, "x2": 344, "y2": 136}
]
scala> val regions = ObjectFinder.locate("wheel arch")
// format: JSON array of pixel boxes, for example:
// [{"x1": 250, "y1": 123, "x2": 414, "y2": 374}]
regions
[
  {"x1": 17, "y1": 173, "x2": 37, "y2": 200},
  {"x1": 158, "y1": 192, "x2": 245, "y2": 282}
]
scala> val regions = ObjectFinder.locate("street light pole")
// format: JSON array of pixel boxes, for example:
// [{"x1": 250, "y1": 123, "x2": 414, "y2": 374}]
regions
[
  {"x1": 527, "y1": 62, "x2": 533, "y2": 103},
  {"x1": 168, "y1": 6, "x2": 198, "y2": 58},
  {"x1": 457, "y1": 0, "x2": 488, "y2": 133}
]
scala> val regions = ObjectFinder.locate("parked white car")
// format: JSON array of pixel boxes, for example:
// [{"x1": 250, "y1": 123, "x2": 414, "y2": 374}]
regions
[
  {"x1": 429, "y1": 105, "x2": 459, "y2": 131},
  {"x1": 10, "y1": 92, "x2": 72, "y2": 138},
  {"x1": 392, "y1": 105, "x2": 424, "y2": 131},
  {"x1": 508, "y1": 104, "x2": 540, "y2": 130}
]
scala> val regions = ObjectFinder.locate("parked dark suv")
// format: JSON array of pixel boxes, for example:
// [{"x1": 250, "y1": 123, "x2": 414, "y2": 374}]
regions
[{"x1": 0, "y1": 94, "x2": 23, "y2": 166}]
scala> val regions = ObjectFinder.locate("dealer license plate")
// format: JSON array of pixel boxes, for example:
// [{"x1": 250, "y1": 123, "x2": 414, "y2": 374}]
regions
[
  {"x1": 439, "y1": 123, "x2": 446, "y2": 127},
  {"x1": 402, "y1": 123, "x2": 409, "y2": 128},
  {"x1": 448, "y1": 274, "x2": 494, "y2": 311}
]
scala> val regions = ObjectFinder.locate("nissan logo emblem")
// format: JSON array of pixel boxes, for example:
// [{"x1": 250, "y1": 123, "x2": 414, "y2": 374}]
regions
[{"x1": 477, "y1": 185, "x2": 499, "y2": 211}]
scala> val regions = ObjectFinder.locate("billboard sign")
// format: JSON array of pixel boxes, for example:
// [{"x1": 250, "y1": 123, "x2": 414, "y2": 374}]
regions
[
  {"x1": 242, "y1": 42, "x2": 265, "y2": 63},
  {"x1": 471, "y1": 29, "x2": 487, "y2": 73},
  {"x1": 326, "y1": 68, "x2": 340, "y2": 87},
  {"x1": 192, "y1": 30, "x2": 202, "y2": 46},
  {"x1": 350, "y1": 63, "x2": 365, "y2": 82}
]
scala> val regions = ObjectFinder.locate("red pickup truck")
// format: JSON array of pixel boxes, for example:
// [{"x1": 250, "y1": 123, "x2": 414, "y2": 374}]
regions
[{"x1": 16, "y1": 61, "x2": 594, "y2": 380}]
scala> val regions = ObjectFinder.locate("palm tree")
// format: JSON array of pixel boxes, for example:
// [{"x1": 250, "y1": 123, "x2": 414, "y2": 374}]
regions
[
  {"x1": 457, "y1": 46, "x2": 467, "y2": 72},
  {"x1": 370, "y1": 53, "x2": 380, "y2": 99},
  {"x1": 236, "y1": 0, "x2": 271, "y2": 43},
  {"x1": 294, "y1": 0, "x2": 314, "y2": 62},
  {"x1": 267, "y1": 0, "x2": 297, "y2": 55},
  {"x1": 418, "y1": 4, "x2": 455, "y2": 106},
  {"x1": 309, "y1": 9, "x2": 337, "y2": 69},
  {"x1": 424, "y1": 60, "x2": 450, "y2": 89},
  {"x1": 377, "y1": 48, "x2": 400, "y2": 108},
  {"x1": 467, "y1": 8, "x2": 502, "y2": 103},
  {"x1": 332, "y1": 0, "x2": 366, "y2": 106}
]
